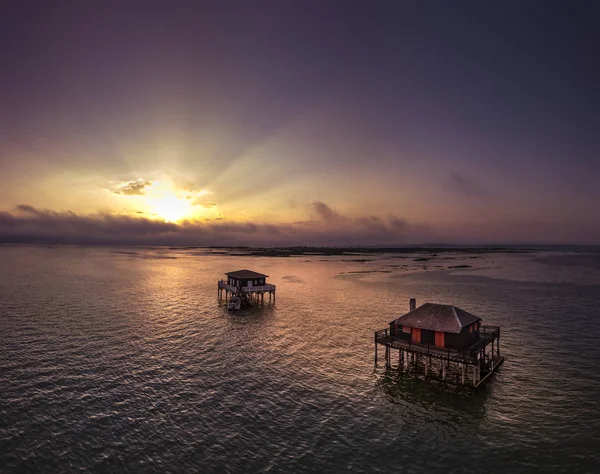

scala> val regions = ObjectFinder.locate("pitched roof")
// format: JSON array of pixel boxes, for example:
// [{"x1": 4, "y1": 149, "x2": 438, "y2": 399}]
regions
[
  {"x1": 225, "y1": 269, "x2": 268, "y2": 279},
  {"x1": 390, "y1": 303, "x2": 481, "y2": 334}
]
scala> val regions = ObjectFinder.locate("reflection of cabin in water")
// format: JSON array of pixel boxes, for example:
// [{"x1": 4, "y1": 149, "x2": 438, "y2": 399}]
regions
[
  {"x1": 375, "y1": 298, "x2": 503, "y2": 387},
  {"x1": 218, "y1": 270, "x2": 276, "y2": 304}
]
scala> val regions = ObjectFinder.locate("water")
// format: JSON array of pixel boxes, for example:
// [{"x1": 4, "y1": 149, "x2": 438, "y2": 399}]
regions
[{"x1": 1, "y1": 245, "x2": 599, "y2": 473}]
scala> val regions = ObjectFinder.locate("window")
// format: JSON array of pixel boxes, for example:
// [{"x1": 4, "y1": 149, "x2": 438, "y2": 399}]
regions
[{"x1": 402, "y1": 326, "x2": 411, "y2": 333}]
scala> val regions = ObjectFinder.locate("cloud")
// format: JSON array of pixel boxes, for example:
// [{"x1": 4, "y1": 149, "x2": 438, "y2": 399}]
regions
[
  {"x1": 179, "y1": 181, "x2": 204, "y2": 193},
  {"x1": 309, "y1": 201, "x2": 423, "y2": 240},
  {"x1": 312, "y1": 201, "x2": 343, "y2": 222},
  {"x1": 0, "y1": 202, "x2": 429, "y2": 246},
  {"x1": 192, "y1": 199, "x2": 218, "y2": 208},
  {"x1": 15, "y1": 204, "x2": 47, "y2": 217},
  {"x1": 112, "y1": 179, "x2": 152, "y2": 196},
  {"x1": 445, "y1": 173, "x2": 492, "y2": 198}
]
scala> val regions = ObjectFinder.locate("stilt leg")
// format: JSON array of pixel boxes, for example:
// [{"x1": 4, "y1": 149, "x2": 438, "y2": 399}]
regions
[{"x1": 374, "y1": 336, "x2": 378, "y2": 365}]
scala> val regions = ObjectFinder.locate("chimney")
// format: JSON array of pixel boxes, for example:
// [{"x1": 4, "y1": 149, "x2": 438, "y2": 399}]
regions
[{"x1": 409, "y1": 298, "x2": 416, "y2": 312}]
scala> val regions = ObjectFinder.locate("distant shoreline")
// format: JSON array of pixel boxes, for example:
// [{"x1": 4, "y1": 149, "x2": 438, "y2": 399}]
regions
[
  {"x1": 2, "y1": 242, "x2": 599, "y2": 256},
  {"x1": 182, "y1": 245, "x2": 537, "y2": 257}
]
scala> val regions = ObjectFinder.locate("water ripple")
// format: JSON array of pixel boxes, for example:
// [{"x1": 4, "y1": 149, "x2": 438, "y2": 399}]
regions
[{"x1": 1, "y1": 247, "x2": 599, "y2": 472}]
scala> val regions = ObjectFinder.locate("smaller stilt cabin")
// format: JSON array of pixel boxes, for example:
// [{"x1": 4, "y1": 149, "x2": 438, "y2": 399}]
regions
[
  {"x1": 374, "y1": 298, "x2": 503, "y2": 387},
  {"x1": 217, "y1": 269, "x2": 276, "y2": 304}
]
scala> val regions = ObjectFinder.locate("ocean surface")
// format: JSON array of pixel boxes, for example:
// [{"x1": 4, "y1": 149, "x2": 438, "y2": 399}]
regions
[{"x1": 1, "y1": 245, "x2": 600, "y2": 473}]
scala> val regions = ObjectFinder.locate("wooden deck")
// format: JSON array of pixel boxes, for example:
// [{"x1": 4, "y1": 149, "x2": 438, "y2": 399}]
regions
[
  {"x1": 376, "y1": 334, "x2": 478, "y2": 364},
  {"x1": 476, "y1": 355, "x2": 505, "y2": 387}
]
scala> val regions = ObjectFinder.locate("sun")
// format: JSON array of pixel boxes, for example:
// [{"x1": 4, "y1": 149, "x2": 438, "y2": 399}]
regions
[
  {"x1": 151, "y1": 194, "x2": 193, "y2": 222},
  {"x1": 137, "y1": 179, "x2": 201, "y2": 222},
  {"x1": 113, "y1": 177, "x2": 215, "y2": 222}
]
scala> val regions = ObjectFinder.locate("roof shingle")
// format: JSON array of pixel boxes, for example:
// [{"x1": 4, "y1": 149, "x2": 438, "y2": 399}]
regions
[
  {"x1": 390, "y1": 303, "x2": 481, "y2": 334},
  {"x1": 226, "y1": 269, "x2": 268, "y2": 279}
]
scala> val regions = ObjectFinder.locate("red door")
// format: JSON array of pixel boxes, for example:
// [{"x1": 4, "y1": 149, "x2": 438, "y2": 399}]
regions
[
  {"x1": 411, "y1": 327, "x2": 421, "y2": 343},
  {"x1": 435, "y1": 331, "x2": 445, "y2": 347}
]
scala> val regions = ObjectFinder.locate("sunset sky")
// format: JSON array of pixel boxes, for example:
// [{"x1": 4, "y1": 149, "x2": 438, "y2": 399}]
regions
[{"x1": 1, "y1": 1, "x2": 598, "y2": 245}]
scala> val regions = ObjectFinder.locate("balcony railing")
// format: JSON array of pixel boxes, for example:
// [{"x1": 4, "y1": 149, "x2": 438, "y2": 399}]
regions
[
  {"x1": 218, "y1": 280, "x2": 276, "y2": 292},
  {"x1": 375, "y1": 325, "x2": 500, "y2": 363},
  {"x1": 241, "y1": 284, "x2": 276, "y2": 292}
]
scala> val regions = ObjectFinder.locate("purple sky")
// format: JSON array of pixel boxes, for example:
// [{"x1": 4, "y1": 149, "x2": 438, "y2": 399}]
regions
[{"x1": 1, "y1": 1, "x2": 599, "y2": 245}]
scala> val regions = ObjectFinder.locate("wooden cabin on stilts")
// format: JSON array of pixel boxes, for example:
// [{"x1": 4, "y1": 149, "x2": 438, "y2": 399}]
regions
[
  {"x1": 374, "y1": 299, "x2": 503, "y2": 388},
  {"x1": 218, "y1": 270, "x2": 276, "y2": 307}
]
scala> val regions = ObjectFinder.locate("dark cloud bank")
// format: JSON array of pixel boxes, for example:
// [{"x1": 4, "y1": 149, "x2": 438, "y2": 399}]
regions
[{"x1": 0, "y1": 202, "x2": 429, "y2": 246}]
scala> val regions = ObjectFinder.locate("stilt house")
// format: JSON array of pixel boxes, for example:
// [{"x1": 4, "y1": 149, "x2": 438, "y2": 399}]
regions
[
  {"x1": 374, "y1": 298, "x2": 503, "y2": 387},
  {"x1": 218, "y1": 269, "x2": 276, "y2": 304}
]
